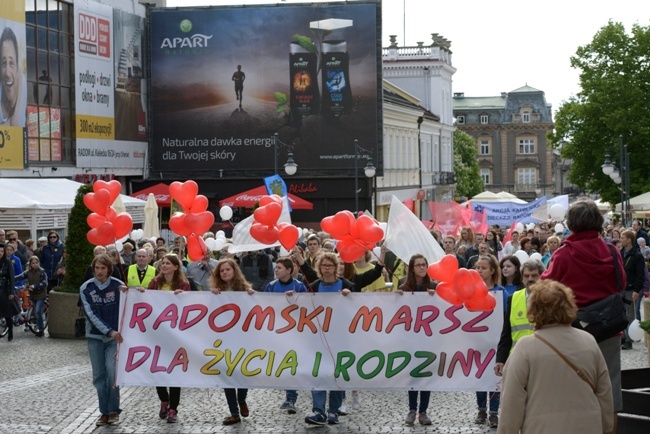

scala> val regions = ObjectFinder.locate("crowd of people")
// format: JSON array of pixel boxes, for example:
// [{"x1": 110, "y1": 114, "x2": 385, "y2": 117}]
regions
[{"x1": 1, "y1": 199, "x2": 647, "y2": 433}]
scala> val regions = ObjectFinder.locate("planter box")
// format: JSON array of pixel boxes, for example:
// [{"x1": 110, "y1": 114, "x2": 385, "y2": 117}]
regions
[
  {"x1": 619, "y1": 368, "x2": 650, "y2": 433},
  {"x1": 48, "y1": 290, "x2": 84, "y2": 340}
]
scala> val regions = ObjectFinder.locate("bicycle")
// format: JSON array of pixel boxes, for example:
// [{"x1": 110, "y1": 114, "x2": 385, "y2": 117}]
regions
[{"x1": 0, "y1": 286, "x2": 49, "y2": 337}]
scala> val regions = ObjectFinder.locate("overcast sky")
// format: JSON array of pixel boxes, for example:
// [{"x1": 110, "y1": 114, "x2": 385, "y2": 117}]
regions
[{"x1": 165, "y1": 0, "x2": 649, "y2": 113}]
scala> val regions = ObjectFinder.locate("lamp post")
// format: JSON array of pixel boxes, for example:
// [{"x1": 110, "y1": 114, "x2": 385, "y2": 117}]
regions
[
  {"x1": 273, "y1": 133, "x2": 298, "y2": 176},
  {"x1": 601, "y1": 135, "x2": 630, "y2": 226},
  {"x1": 354, "y1": 139, "x2": 376, "y2": 213}
]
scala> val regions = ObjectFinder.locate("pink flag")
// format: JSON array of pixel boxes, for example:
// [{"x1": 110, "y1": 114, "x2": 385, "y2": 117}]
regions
[{"x1": 502, "y1": 221, "x2": 518, "y2": 244}]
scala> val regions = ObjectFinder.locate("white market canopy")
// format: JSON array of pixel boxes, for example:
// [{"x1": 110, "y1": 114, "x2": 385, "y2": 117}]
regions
[
  {"x1": 0, "y1": 178, "x2": 146, "y2": 240},
  {"x1": 471, "y1": 191, "x2": 527, "y2": 204}
]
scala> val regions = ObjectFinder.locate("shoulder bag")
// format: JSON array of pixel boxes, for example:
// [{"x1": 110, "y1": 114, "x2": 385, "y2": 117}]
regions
[{"x1": 572, "y1": 244, "x2": 628, "y2": 342}]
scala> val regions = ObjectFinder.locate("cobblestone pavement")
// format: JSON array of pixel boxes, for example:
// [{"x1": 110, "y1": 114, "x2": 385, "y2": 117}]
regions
[{"x1": 0, "y1": 329, "x2": 648, "y2": 434}]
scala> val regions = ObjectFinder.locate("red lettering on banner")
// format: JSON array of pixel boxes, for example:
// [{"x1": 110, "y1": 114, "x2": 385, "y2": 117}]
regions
[
  {"x1": 461, "y1": 311, "x2": 492, "y2": 333},
  {"x1": 297, "y1": 306, "x2": 324, "y2": 333},
  {"x1": 447, "y1": 350, "x2": 474, "y2": 377},
  {"x1": 153, "y1": 304, "x2": 179, "y2": 330},
  {"x1": 125, "y1": 346, "x2": 150, "y2": 372},
  {"x1": 167, "y1": 348, "x2": 189, "y2": 373},
  {"x1": 413, "y1": 305, "x2": 440, "y2": 336},
  {"x1": 349, "y1": 306, "x2": 383, "y2": 333},
  {"x1": 179, "y1": 304, "x2": 208, "y2": 331},
  {"x1": 242, "y1": 305, "x2": 275, "y2": 331},
  {"x1": 473, "y1": 349, "x2": 495, "y2": 378},
  {"x1": 276, "y1": 305, "x2": 298, "y2": 333},
  {"x1": 130, "y1": 302, "x2": 153, "y2": 332},
  {"x1": 150, "y1": 346, "x2": 167, "y2": 372},
  {"x1": 439, "y1": 305, "x2": 463, "y2": 334},
  {"x1": 385, "y1": 305, "x2": 413, "y2": 333},
  {"x1": 208, "y1": 303, "x2": 241, "y2": 332}
]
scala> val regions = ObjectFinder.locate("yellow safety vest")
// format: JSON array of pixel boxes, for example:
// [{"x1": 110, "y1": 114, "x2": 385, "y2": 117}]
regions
[
  {"x1": 509, "y1": 289, "x2": 534, "y2": 353},
  {"x1": 127, "y1": 264, "x2": 156, "y2": 288}
]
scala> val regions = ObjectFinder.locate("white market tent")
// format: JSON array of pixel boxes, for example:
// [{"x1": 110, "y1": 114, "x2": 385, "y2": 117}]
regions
[
  {"x1": 471, "y1": 191, "x2": 527, "y2": 204},
  {"x1": 0, "y1": 178, "x2": 146, "y2": 240},
  {"x1": 495, "y1": 191, "x2": 527, "y2": 204}
]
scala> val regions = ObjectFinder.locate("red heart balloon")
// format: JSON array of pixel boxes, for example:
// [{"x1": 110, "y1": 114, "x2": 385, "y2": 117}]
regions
[
  {"x1": 105, "y1": 206, "x2": 117, "y2": 222},
  {"x1": 356, "y1": 215, "x2": 384, "y2": 244},
  {"x1": 320, "y1": 216, "x2": 340, "y2": 237},
  {"x1": 169, "y1": 180, "x2": 199, "y2": 212},
  {"x1": 87, "y1": 213, "x2": 108, "y2": 229},
  {"x1": 93, "y1": 180, "x2": 122, "y2": 203},
  {"x1": 250, "y1": 222, "x2": 279, "y2": 245},
  {"x1": 259, "y1": 194, "x2": 282, "y2": 207},
  {"x1": 465, "y1": 292, "x2": 497, "y2": 312},
  {"x1": 187, "y1": 235, "x2": 208, "y2": 262},
  {"x1": 189, "y1": 195, "x2": 209, "y2": 214},
  {"x1": 87, "y1": 222, "x2": 115, "y2": 246},
  {"x1": 330, "y1": 211, "x2": 354, "y2": 238},
  {"x1": 336, "y1": 238, "x2": 367, "y2": 263},
  {"x1": 111, "y1": 212, "x2": 133, "y2": 239},
  {"x1": 469, "y1": 269, "x2": 489, "y2": 298},
  {"x1": 428, "y1": 254, "x2": 458, "y2": 282},
  {"x1": 277, "y1": 222, "x2": 290, "y2": 231},
  {"x1": 169, "y1": 212, "x2": 192, "y2": 236},
  {"x1": 184, "y1": 211, "x2": 215, "y2": 235},
  {"x1": 436, "y1": 281, "x2": 464, "y2": 305},
  {"x1": 254, "y1": 202, "x2": 282, "y2": 226},
  {"x1": 278, "y1": 224, "x2": 300, "y2": 250},
  {"x1": 83, "y1": 190, "x2": 111, "y2": 215},
  {"x1": 453, "y1": 268, "x2": 476, "y2": 301}
]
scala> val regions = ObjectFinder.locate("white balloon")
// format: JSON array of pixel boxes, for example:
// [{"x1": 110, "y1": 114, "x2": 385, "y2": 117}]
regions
[
  {"x1": 204, "y1": 237, "x2": 217, "y2": 251},
  {"x1": 515, "y1": 223, "x2": 524, "y2": 233},
  {"x1": 628, "y1": 319, "x2": 644, "y2": 342},
  {"x1": 130, "y1": 230, "x2": 140, "y2": 240},
  {"x1": 554, "y1": 223, "x2": 564, "y2": 234},
  {"x1": 529, "y1": 252, "x2": 543, "y2": 261},
  {"x1": 219, "y1": 206, "x2": 233, "y2": 221},
  {"x1": 526, "y1": 223, "x2": 535, "y2": 231},
  {"x1": 549, "y1": 204, "x2": 566, "y2": 220},
  {"x1": 514, "y1": 250, "x2": 529, "y2": 263},
  {"x1": 215, "y1": 238, "x2": 226, "y2": 251},
  {"x1": 302, "y1": 228, "x2": 309, "y2": 236},
  {"x1": 216, "y1": 230, "x2": 225, "y2": 238},
  {"x1": 136, "y1": 229, "x2": 144, "y2": 240}
]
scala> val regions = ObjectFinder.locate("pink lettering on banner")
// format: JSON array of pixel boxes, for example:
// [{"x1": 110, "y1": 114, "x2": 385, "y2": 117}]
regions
[
  {"x1": 179, "y1": 304, "x2": 209, "y2": 331},
  {"x1": 153, "y1": 304, "x2": 179, "y2": 330},
  {"x1": 440, "y1": 305, "x2": 463, "y2": 334},
  {"x1": 130, "y1": 302, "x2": 153, "y2": 331},
  {"x1": 124, "y1": 346, "x2": 151, "y2": 372}
]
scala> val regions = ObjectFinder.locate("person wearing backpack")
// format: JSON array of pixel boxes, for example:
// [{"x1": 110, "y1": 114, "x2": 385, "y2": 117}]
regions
[{"x1": 619, "y1": 230, "x2": 645, "y2": 349}]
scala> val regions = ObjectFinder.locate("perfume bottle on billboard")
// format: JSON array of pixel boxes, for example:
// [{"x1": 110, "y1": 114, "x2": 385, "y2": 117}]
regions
[
  {"x1": 321, "y1": 40, "x2": 352, "y2": 121},
  {"x1": 290, "y1": 41, "x2": 320, "y2": 122}
]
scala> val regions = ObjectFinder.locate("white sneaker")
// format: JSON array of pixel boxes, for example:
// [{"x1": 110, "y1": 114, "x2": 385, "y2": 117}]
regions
[
  {"x1": 338, "y1": 404, "x2": 348, "y2": 415},
  {"x1": 352, "y1": 391, "x2": 361, "y2": 410}
]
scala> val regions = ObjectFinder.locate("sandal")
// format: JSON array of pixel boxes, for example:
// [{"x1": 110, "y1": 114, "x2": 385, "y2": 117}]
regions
[{"x1": 223, "y1": 415, "x2": 241, "y2": 425}]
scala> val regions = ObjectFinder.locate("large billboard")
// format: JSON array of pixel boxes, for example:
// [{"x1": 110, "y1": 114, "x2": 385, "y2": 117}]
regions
[
  {"x1": 74, "y1": 0, "x2": 147, "y2": 168},
  {"x1": 0, "y1": 0, "x2": 27, "y2": 169},
  {"x1": 149, "y1": 1, "x2": 382, "y2": 176}
]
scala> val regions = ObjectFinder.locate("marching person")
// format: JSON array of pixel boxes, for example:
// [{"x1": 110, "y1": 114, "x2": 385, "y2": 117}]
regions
[
  {"x1": 15, "y1": 256, "x2": 48, "y2": 337},
  {"x1": 0, "y1": 243, "x2": 16, "y2": 342},
  {"x1": 126, "y1": 249, "x2": 157, "y2": 289}
]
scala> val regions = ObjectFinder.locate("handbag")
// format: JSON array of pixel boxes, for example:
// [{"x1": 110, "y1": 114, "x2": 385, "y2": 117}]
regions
[
  {"x1": 74, "y1": 308, "x2": 86, "y2": 338},
  {"x1": 572, "y1": 244, "x2": 628, "y2": 342}
]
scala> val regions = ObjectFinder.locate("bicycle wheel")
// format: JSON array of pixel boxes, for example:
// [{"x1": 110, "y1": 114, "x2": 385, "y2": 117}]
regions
[
  {"x1": 0, "y1": 317, "x2": 8, "y2": 338},
  {"x1": 28, "y1": 303, "x2": 49, "y2": 334}
]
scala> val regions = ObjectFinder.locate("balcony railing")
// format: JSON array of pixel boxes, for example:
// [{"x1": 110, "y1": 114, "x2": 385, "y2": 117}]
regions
[
  {"x1": 514, "y1": 183, "x2": 537, "y2": 193},
  {"x1": 433, "y1": 171, "x2": 456, "y2": 185}
]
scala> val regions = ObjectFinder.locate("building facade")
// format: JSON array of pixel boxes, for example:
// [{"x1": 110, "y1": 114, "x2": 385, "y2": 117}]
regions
[
  {"x1": 452, "y1": 86, "x2": 555, "y2": 201},
  {"x1": 381, "y1": 34, "x2": 456, "y2": 219}
]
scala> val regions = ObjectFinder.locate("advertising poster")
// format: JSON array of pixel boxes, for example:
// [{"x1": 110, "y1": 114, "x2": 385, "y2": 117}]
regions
[
  {"x1": 74, "y1": 0, "x2": 147, "y2": 168},
  {"x1": 149, "y1": 2, "x2": 382, "y2": 176},
  {"x1": 27, "y1": 105, "x2": 61, "y2": 161},
  {"x1": 116, "y1": 291, "x2": 502, "y2": 391},
  {"x1": 0, "y1": 0, "x2": 27, "y2": 169}
]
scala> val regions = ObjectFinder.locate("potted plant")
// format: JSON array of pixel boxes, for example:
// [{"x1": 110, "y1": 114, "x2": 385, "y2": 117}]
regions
[{"x1": 48, "y1": 184, "x2": 95, "y2": 339}]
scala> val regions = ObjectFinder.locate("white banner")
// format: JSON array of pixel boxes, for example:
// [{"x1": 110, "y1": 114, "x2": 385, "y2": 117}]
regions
[{"x1": 116, "y1": 290, "x2": 502, "y2": 391}]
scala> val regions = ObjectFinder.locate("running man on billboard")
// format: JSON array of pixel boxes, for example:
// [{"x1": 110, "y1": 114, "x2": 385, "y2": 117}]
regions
[{"x1": 232, "y1": 64, "x2": 245, "y2": 107}]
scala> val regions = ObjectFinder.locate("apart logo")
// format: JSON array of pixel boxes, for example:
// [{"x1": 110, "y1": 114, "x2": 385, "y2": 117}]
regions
[
  {"x1": 160, "y1": 19, "x2": 212, "y2": 50},
  {"x1": 179, "y1": 19, "x2": 192, "y2": 33}
]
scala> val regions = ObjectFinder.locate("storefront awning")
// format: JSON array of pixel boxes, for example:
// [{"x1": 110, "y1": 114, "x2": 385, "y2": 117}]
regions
[{"x1": 219, "y1": 186, "x2": 313, "y2": 210}]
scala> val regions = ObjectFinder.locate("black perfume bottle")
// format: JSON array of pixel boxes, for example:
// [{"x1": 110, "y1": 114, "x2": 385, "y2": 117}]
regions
[
  {"x1": 321, "y1": 40, "x2": 352, "y2": 121},
  {"x1": 290, "y1": 41, "x2": 320, "y2": 122}
]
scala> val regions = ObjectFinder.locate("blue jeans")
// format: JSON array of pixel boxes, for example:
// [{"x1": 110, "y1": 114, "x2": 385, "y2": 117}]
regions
[
  {"x1": 408, "y1": 390, "x2": 430, "y2": 412},
  {"x1": 311, "y1": 390, "x2": 343, "y2": 414},
  {"x1": 286, "y1": 390, "x2": 298, "y2": 402},
  {"x1": 224, "y1": 388, "x2": 247, "y2": 416},
  {"x1": 476, "y1": 391, "x2": 500, "y2": 414},
  {"x1": 88, "y1": 338, "x2": 120, "y2": 416},
  {"x1": 34, "y1": 298, "x2": 45, "y2": 332}
]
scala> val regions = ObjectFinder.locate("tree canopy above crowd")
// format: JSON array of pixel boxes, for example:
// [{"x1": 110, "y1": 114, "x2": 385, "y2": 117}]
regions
[{"x1": 549, "y1": 21, "x2": 650, "y2": 206}]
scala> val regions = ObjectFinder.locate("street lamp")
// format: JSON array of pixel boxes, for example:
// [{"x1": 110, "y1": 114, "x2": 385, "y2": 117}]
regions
[
  {"x1": 602, "y1": 135, "x2": 630, "y2": 226},
  {"x1": 273, "y1": 133, "x2": 298, "y2": 176},
  {"x1": 354, "y1": 139, "x2": 376, "y2": 213}
]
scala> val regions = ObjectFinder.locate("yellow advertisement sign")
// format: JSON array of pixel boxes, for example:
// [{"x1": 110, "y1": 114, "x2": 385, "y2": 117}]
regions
[
  {"x1": 0, "y1": 127, "x2": 25, "y2": 168},
  {"x1": 76, "y1": 114, "x2": 116, "y2": 140}
]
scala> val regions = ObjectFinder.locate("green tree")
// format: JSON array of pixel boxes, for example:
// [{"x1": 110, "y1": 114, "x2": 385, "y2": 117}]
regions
[
  {"x1": 549, "y1": 21, "x2": 650, "y2": 205},
  {"x1": 453, "y1": 128, "x2": 483, "y2": 198},
  {"x1": 60, "y1": 184, "x2": 94, "y2": 292}
]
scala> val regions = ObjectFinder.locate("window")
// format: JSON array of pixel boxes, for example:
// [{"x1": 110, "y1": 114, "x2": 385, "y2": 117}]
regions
[
  {"x1": 519, "y1": 139, "x2": 535, "y2": 154},
  {"x1": 26, "y1": 0, "x2": 74, "y2": 164},
  {"x1": 456, "y1": 115, "x2": 465, "y2": 125},
  {"x1": 480, "y1": 168, "x2": 491, "y2": 185},
  {"x1": 518, "y1": 168, "x2": 536, "y2": 185},
  {"x1": 522, "y1": 110, "x2": 530, "y2": 123},
  {"x1": 480, "y1": 115, "x2": 488, "y2": 124},
  {"x1": 479, "y1": 139, "x2": 490, "y2": 155}
]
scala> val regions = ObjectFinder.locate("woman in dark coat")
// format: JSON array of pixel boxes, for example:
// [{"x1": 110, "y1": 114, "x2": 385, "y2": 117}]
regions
[{"x1": 0, "y1": 243, "x2": 17, "y2": 341}]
